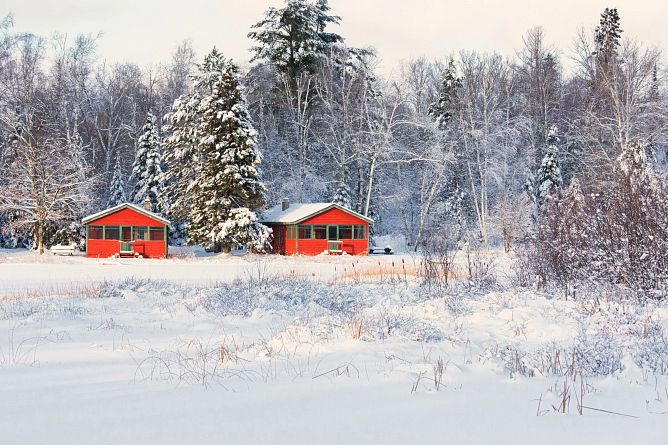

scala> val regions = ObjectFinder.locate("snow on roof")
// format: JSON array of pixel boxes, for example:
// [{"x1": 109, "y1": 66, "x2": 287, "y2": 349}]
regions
[
  {"x1": 260, "y1": 202, "x2": 373, "y2": 224},
  {"x1": 82, "y1": 203, "x2": 170, "y2": 225}
]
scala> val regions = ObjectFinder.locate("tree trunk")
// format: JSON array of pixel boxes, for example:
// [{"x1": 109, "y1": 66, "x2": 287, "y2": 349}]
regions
[{"x1": 37, "y1": 220, "x2": 44, "y2": 255}]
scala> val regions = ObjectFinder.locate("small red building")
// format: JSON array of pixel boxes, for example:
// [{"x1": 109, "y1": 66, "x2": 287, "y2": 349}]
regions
[
  {"x1": 261, "y1": 201, "x2": 372, "y2": 255},
  {"x1": 82, "y1": 203, "x2": 169, "y2": 258}
]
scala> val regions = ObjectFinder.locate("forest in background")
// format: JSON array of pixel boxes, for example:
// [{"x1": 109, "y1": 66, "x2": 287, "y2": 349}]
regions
[{"x1": 0, "y1": 2, "x2": 666, "y2": 288}]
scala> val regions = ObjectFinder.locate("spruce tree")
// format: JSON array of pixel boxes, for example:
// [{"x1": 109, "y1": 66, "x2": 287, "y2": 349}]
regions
[
  {"x1": 108, "y1": 153, "x2": 127, "y2": 207},
  {"x1": 164, "y1": 48, "x2": 269, "y2": 252},
  {"x1": 130, "y1": 112, "x2": 164, "y2": 211},
  {"x1": 333, "y1": 180, "x2": 352, "y2": 208},
  {"x1": 594, "y1": 8, "x2": 623, "y2": 66},
  {"x1": 248, "y1": 0, "x2": 342, "y2": 79},
  {"x1": 428, "y1": 58, "x2": 462, "y2": 129},
  {"x1": 536, "y1": 126, "x2": 564, "y2": 209},
  {"x1": 617, "y1": 140, "x2": 650, "y2": 181}
]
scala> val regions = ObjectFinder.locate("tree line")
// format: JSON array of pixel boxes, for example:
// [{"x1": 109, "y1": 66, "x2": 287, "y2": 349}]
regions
[{"x1": 0, "y1": 3, "x2": 665, "y2": 267}]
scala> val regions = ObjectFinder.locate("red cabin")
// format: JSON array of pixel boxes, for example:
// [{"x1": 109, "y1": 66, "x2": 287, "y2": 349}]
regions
[
  {"x1": 82, "y1": 203, "x2": 169, "y2": 259},
  {"x1": 261, "y1": 201, "x2": 372, "y2": 256}
]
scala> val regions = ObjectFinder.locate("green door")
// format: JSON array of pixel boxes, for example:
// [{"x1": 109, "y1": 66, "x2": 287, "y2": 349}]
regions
[
  {"x1": 120, "y1": 242, "x2": 133, "y2": 253},
  {"x1": 327, "y1": 225, "x2": 339, "y2": 251}
]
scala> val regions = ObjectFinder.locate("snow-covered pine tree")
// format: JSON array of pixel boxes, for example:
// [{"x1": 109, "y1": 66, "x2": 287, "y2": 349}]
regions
[
  {"x1": 192, "y1": 50, "x2": 268, "y2": 251},
  {"x1": 217, "y1": 207, "x2": 271, "y2": 252},
  {"x1": 535, "y1": 126, "x2": 563, "y2": 210},
  {"x1": 248, "y1": 0, "x2": 342, "y2": 79},
  {"x1": 594, "y1": 8, "x2": 623, "y2": 66},
  {"x1": 428, "y1": 58, "x2": 462, "y2": 130},
  {"x1": 163, "y1": 90, "x2": 201, "y2": 222},
  {"x1": 130, "y1": 112, "x2": 164, "y2": 212},
  {"x1": 333, "y1": 179, "x2": 352, "y2": 208},
  {"x1": 108, "y1": 152, "x2": 127, "y2": 207},
  {"x1": 617, "y1": 140, "x2": 652, "y2": 185},
  {"x1": 164, "y1": 48, "x2": 270, "y2": 252}
]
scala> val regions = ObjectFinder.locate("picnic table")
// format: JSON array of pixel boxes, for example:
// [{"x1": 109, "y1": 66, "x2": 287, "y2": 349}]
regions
[{"x1": 369, "y1": 246, "x2": 394, "y2": 255}]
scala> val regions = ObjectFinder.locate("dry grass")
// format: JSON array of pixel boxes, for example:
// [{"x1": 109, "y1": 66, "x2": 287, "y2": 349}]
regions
[
  {"x1": 350, "y1": 318, "x2": 364, "y2": 339},
  {"x1": 0, "y1": 283, "x2": 105, "y2": 302},
  {"x1": 336, "y1": 262, "x2": 467, "y2": 282},
  {"x1": 338, "y1": 262, "x2": 419, "y2": 278}
]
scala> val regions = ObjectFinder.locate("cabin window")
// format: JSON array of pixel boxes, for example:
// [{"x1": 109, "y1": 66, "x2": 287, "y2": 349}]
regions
[
  {"x1": 285, "y1": 224, "x2": 365, "y2": 241},
  {"x1": 313, "y1": 225, "x2": 327, "y2": 239},
  {"x1": 104, "y1": 226, "x2": 120, "y2": 240},
  {"x1": 354, "y1": 225, "x2": 366, "y2": 240},
  {"x1": 149, "y1": 227, "x2": 165, "y2": 241},
  {"x1": 121, "y1": 226, "x2": 132, "y2": 241},
  {"x1": 89, "y1": 226, "x2": 104, "y2": 240},
  {"x1": 327, "y1": 225, "x2": 338, "y2": 240},
  {"x1": 134, "y1": 227, "x2": 149, "y2": 241},
  {"x1": 298, "y1": 225, "x2": 313, "y2": 239},
  {"x1": 338, "y1": 225, "x2": 353, "y2": 240}
]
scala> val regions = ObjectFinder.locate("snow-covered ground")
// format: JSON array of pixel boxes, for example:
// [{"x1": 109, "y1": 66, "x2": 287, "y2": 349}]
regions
[
  {"x1": 1, "y1": 249, "x2": 667, "y2": 444},
  {"x1": 0, "y1": 247, "x2": 400, "y2": 296}
]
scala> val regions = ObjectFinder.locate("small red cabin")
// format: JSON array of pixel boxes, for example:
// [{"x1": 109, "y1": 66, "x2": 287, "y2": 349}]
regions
[
  {"x1": 261, "y1": 201, "x2": 372, "y2": 256},
  {"x1": 82, "y1": 203, "x2": 169, "y2": 259}
]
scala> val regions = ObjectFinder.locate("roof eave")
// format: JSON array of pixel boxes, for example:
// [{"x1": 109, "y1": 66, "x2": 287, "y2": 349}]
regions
[
  {"x1": 82, "y1": 203, "x2": 170, "y2": 225},
  {"x1": 261, "y1": 204, "x2": 373, "y2": 225}
]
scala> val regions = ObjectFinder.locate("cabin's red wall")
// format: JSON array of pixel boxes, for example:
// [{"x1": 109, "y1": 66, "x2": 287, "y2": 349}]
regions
[
  {"x1": 86, "y1": 240, "x2": 167, "y2": 258},
  {"x1": 301, "y1": 207, "x2": 366, "y2": 226},
  {"x1": 85, "y1": 207, "x2": 167, "y2": 258},
  {"x1": 90, "y1": 208, "x2": 165, "y2": 227},
  {"x1": 291, "y1": 239, "x2": 367, "y2": 255},
  {"x1": 271, "y1": 207, "x2": 369, "y2": 256}
]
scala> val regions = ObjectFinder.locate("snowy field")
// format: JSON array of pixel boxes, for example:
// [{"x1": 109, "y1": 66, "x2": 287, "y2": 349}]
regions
[{"x1": 1, "y1": 249, "x2": 667, "y2": 444}]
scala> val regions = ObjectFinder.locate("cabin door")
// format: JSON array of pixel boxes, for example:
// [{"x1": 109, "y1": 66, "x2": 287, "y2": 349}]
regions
[{"x1": 327, "y1": 225, "x2": 340, "y2": 252}]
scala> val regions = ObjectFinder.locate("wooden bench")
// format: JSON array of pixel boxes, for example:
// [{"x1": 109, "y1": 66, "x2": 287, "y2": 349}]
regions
[
  {"x1": 115, "y1": 242, "x2": 144, "y2": 258},
  {"x1": 50, "y1": 244, "x2": 76, "y2": 256},
  {"x1": 369, "y1": 246, "x2": 394, "y2": 255},
  {"x1": 327, "y1": 240, "x2": 343, "y2": 255}
]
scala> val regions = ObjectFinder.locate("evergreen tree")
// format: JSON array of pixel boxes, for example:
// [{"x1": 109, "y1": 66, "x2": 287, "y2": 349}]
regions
[
  {"x1": 537, "y1": 127, "x2": 564, "y2": 205},
  {"x1": 428, "y1": 58, "x2": 462, "y2": 129},
  {"x1": 530, "y1": 126, "x2": 563, "y2": 213},
  {"x1": 108, "y1": 153, "x2": 127, "y2": 207},
  {"x1": 649, "y1": 64, "x2": 659, "y2": 102},
  {"x1": 163, "y1": 92, "x2": 201, "y2": 223},
  {"x1": 594, "y1": 8, "x2": 623, "y2": 66},
  {"x1": 248, "y1": 0, "x2": 342, "y2": 79},
  {"x1": 217, "y1": 207, "x2": 271, "y2": 252},
  {"x1": 164, "y1": 48, "x2": 269, "y2": 252},
  {"x1": 617, "y1": 140, "x2": 651, "y2": 182},
  {"x1": 162, "y1": 93, "x2": 199, "y2": 245},
  {"x1": 333, "y1": 180, "x2": 352, "y2": 208},
  {"x1": 130, "y1": 112, "x2": 164, "y2": 211}
]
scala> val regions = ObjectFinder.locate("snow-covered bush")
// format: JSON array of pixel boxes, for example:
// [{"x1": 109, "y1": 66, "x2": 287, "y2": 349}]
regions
[
  {"x1": 465, "y1": 241, "x2": 497, "y2": 289},
  {"x1": 420, "y1": 232, "x2": 458, "y2": 289},
  {"x1": 572, "y1": 329, "x2": 623, "y2": 376},
  {"x1": 215, "y1": 207, "x2": 271, "y2": 252},
  {"x1": 526, "y1": 142, "x2": 668, "y2": 298},
  {"x1": 633, "y1": 321, "x2": 668, "y2": 374}
]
